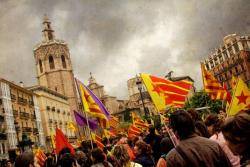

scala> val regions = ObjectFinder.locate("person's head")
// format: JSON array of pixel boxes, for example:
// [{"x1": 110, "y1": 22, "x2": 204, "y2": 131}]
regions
[
  {"x1": 58, "y1": 147, "x2": 72, "y2": 161},
  {"x1": 134, "y1": 140, "x2": 152, "y2": 156},
  {"x1": 160, "y1": 137, "x2": 174, "y2": 155},
  {"x1": 169, "y1": 110, "x2": 195, "y2": 140},
  {"x1": 221, "y1": 113, "x2": 250, "y2": 155},
  {"x1": 75, "y1": 150, "x2": 86, "y2": 165},
  {"x1": 60, "y1": 153, "x2": 77, "y2": 167},
  {"x1": 187, "y1": 108, "x2": 200, "y2": 121},
  {"x1": 112, "y1": 145, "x2": 130, "y2": 167},
  {"x1": 15, "y1": 151, "x2": 34, "y2": 167},
  {"x1": 6, "y1": 160, "x2": 12, "y2": 167},
  {"x1": 91, "y1": 148, "x2": 105, "y2": 164},
  {"x1": 205, "y1": 114, "x2": 223, "y2": 136}
]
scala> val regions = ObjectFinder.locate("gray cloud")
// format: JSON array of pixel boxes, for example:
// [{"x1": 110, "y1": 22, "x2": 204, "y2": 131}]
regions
[{"x1": 0, "y1": 0, "x2": 249, "y2": 99}]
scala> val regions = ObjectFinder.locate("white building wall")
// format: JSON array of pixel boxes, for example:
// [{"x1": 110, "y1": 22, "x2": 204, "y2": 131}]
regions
[
  {"x1": 33, "y1": 95, "x2": 45, "y2": 146},
  {"x1": 0, "y1": 82, "x2": 17, "y2": 149}
]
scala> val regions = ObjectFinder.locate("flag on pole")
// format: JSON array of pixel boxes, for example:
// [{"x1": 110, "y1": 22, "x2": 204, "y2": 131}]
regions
[
  {"x1": 55, "y1": 128, "x2": 75, "y2": 154},
  {"x1": 128, "y1": 125, "x2": 142, "y2": 138},
  {"x1": 75, "y1": 79, "x2": 110, "y2": 128},
  {"x1": 103, "y1": 129, "x2": 116, "y2": 138},
  {"x1": 140, "y1": 73, "x2": 192, "y2": 110},
  {"x1": 73, "y1": 111, "x2": 98, "y2": 130},
  {"x1": 91, "y1": 133, "x2": 104, "y2": 149},
  {"x1": 49, "y1": 133, "x2": 56, "y2": 149},
  {"x1": 227, "y1": 77, "x2": 250, "y2": 116},
  {"x1": 131, "y1": 112, "x2": 149, "y2": 130},
  {"x1": 34, "y1": 149, "x2": 47, "y2": 167},
  {"x1": 201, "y1": 63, "x2": 228, "y2": 100},
  {"x1": 108, "y1": 115, "x2": 119, "y2": 129}
]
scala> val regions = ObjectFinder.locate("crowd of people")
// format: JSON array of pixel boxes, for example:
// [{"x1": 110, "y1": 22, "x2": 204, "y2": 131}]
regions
[{"x1": 1, "y1": 109, "x2": 250, "y2": 167}]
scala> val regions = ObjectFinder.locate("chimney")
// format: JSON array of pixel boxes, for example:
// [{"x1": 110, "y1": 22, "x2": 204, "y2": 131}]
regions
[{"x1": 19, "y1": 81, "x2": 24, "y2": 87}]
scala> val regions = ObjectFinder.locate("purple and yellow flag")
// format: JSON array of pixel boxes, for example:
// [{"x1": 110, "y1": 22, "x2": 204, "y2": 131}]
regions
[
  {"x1": 74, "y1": 111, "x2": 98, "y2": 130},
  {"x1": 75, "y1": 79, "x2": 110, "y2": 128}
]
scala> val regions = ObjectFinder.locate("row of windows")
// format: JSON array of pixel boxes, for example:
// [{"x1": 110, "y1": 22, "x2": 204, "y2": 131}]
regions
[
  {"x1": 217, "y1": 64, "x2": 246, "y2": 82},
  {"x1": 39, "y1": 55, "x2": 67, "y2": 73},
  {"x1": 206, "y1": 42, "x2": 244, "y2": 70}
]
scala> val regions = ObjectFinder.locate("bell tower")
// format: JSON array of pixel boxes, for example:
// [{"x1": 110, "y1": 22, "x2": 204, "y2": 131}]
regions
[{"x1": 33, "y1": 15, "x2": 78, "y2": 111}]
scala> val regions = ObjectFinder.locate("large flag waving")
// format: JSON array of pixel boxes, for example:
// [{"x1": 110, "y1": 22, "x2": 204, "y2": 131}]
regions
[
  {"x1": 227, "y1": 78, "x2": 250, "y2": 116},
  {"x1": 141, "y1": 73, "x2": 192, "y2": 110},
  {"x1": 201, "y1": 63, "x2": 228, "y2": 100},
  {"x1": 55, "y1": 128, "x2": 75, "y2": 154},
  {"x1": 76, "y1": 79, "x2": 110, "y2": 127}
]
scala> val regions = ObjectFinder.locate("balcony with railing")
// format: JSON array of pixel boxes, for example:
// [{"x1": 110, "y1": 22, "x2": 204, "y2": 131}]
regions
[
  {"x1": 33, "y1": 128, "x2": 38, "y2": 134},
  {"x1": 19, "y1": 112, "x2": 30, "y2": 119},
  {"x1": 22, "y1": 127, "x2": 32, "y2": 132},
  {"x1": 11, "y1": 94, "x2": 16, "y2": 101},
  {"x1": 30, "y1": 114, "x2": 36, "y2": 120},
  {"x1": 29, "y1": 101, "x2": 34, "y2": 106},
  {"x1": 18, "y1": 97, "x2": 28, "y2": 105}
]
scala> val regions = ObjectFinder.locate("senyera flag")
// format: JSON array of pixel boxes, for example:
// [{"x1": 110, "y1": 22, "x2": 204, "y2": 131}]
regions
[
  {"x1": 140, "y1": 73, "x2": 192, "y2": 111},
  {"x1": 201, "y1": 63, "x2": 229, "y2": 101},
  {"x1": 75, "y1": 78, "x2": 110, "y2": 128}
]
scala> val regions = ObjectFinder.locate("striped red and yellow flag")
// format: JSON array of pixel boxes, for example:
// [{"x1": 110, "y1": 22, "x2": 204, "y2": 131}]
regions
[
  {"x1": 128, "y1": 125, "x2": 142, "y2": 138},
  {"x1": 34, "y1": 149, "x2": 47, "y2": 167},
  {"x1": 201, "y1": 63, "x2": 228, "y2": 100},
  {"x1": 141, "y1": 73, "x2": 192, "y2": 110},
  {"x1": 131, "y1": 112, "x2": 149, "y2": 130},
  {"x1": 109, "y1": 115, "x2": 119, "y2": 129},
  {"x1": 91, "y1": 133, "x2": 104, "y2": 149}
]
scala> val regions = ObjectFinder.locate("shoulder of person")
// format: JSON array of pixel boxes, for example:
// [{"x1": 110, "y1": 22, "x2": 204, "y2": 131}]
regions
[{"x1": 131, "y1": 162, "x2": 143, "y2": 167}]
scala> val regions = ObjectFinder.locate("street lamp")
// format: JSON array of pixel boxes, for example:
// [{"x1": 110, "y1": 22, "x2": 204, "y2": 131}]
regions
[{"x1": 135, "y1": 75, "x2": 150, "y2": 122}]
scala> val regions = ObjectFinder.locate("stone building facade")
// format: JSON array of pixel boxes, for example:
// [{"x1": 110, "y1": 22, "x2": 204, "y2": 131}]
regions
[
  {"x1": 33, "y1": 16, "x2": 78, "y2": 113},
  {"x1": 87, "y1": 74, "x2": 126, "y2": 115},
  {"x1": 204, "y1": 34, "x2": 250, "y2": 89},
  {"x1": 28, "y1": 86, "x2": 75, "y2": 150},
  {"x1": 0, "y1": 79, "x2": 44, "y2": 159}
]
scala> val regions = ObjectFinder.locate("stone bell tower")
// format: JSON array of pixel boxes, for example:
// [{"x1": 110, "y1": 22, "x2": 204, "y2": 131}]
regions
[{"x1": 33, "y1": 15, "x2": 78, "y2": 111}]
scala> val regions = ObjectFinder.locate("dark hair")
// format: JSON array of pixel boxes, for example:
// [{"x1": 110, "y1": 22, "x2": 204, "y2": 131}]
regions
[
  {"x1": 15, "y1": 151, "x2": 34, "y2": 167},
  {"x1": 60, "y1": 153, "x2": 76, "y2": 167},
  {"x1": 187, "y1": 108, "x2": 200, "y2": 121},
  {"x1": 149, "y1": 126, "x2": 156, "y2": 134},
  {"x1": 205, "y1": 114, "x2": 223, "y2": 134},
  {"x1": 160, "y1": 137, "x2": 174, "y2": 155},
  {"x1": 169, "y1": 110, "x2": 195, "y2": 139},
  {"x1": 91, "y1": 148, "x2": 109, "y2": 167},
  {"x1": 135, "y1": 140, "x2": 152, "y2": 156},
  {"x1": 222, "y1": 113, "x2": 250, "y2": 145}
]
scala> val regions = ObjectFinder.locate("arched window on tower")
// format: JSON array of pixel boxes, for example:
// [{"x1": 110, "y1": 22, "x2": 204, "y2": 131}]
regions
[
  {"x1": 49, "y1": 56, "x2": 55, "y2": 69},
  {"x1": 39, "y1": 59, "x2": 43, "y2": 73},
  {"x1": 61, "y1": 55, "x2": 67, "y2": 68}
]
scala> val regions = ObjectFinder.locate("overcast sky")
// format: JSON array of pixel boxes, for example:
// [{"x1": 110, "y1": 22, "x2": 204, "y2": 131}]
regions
[{"x1": 0, "y1": 0, "x2": 250, "y2": 99}]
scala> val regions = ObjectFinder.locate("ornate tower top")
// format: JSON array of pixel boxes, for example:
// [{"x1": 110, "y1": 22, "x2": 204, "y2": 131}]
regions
[
  {"x1": 88, "y1": 72, "x2": 97, "y2": 84},
  {"x1": 42, "y1": 14, "x2": 55, "y2": 42}
]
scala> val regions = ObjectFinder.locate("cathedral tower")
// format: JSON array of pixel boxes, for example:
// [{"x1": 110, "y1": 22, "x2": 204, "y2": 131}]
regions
[{"x1": 33, "y1": 15, "x2": 78, "y2": 111}]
